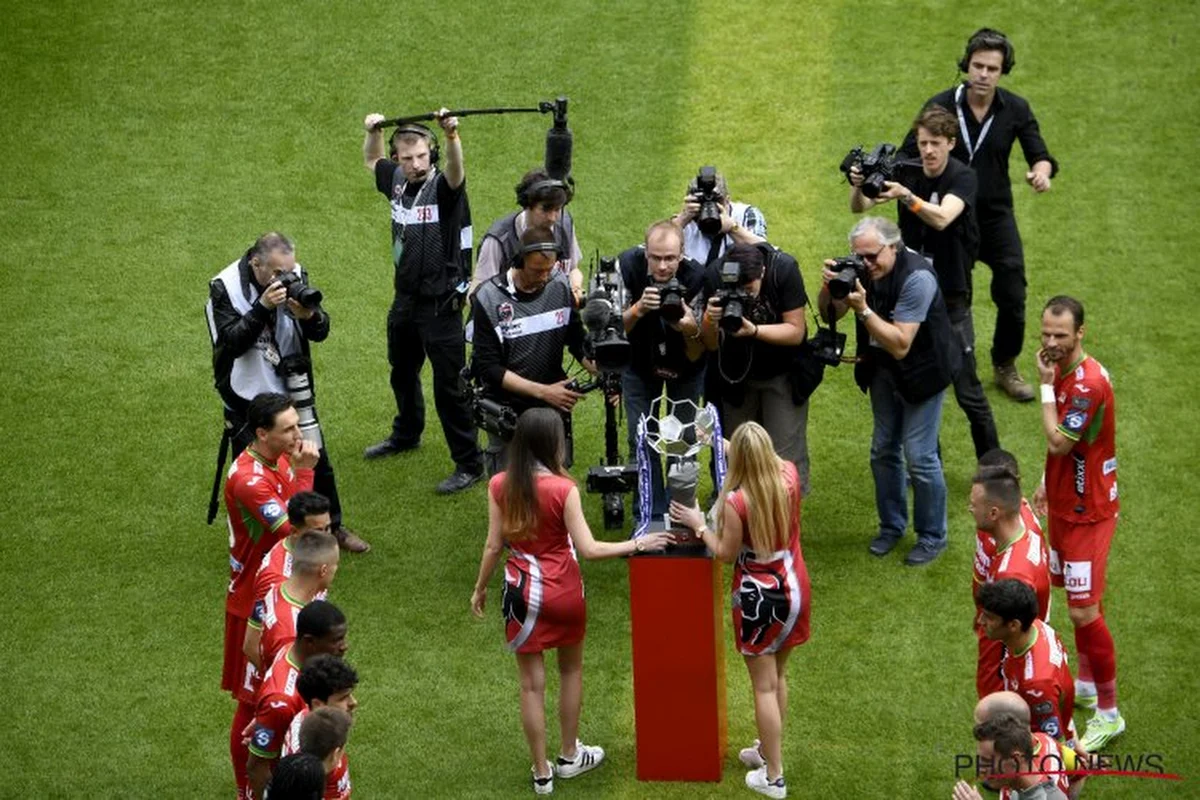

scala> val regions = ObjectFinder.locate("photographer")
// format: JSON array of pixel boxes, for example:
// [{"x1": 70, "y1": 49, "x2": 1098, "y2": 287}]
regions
[
  {"x1": 360, "y1": 109, "x2": 484, "y2": 495},
  {"x1": 699, "y1": 242, "x2": 811, "y2": 494},
  {"x1": 672, "y1": 167, "x2": 767, "y2": 266},
  {"x1": 205, "y1": 233, "x2": 367, "y2": 553},
  {"x1": 470, "y1": 225, "x2": 592, "y2": 475},
  {"x1": 818, "y1": 217, "x2": 959, "y2": 566},
  {"x1": 618, "y1": 220, "x2": 707, "y2": 516},
  {"x1": 471, "y1": 167, "x2": 584, "y2": 304},
  {"x1": 850, "y1": 106, "x2": 1000, "y2": 459}
]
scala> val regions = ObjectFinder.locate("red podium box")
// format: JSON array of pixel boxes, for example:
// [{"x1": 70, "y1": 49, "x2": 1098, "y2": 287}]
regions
[{"x1": 628, "y1": 550, "x2": 727, "y2": 781}]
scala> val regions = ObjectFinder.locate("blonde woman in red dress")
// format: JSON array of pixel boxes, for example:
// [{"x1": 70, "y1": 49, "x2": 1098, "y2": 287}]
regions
[{"x1": 471, "y1": 407, "x2": 671, "y2": 794}]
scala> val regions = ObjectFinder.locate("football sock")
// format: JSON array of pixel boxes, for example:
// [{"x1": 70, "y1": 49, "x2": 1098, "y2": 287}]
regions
[
  {"x1": 230, "y1": 700, "x2": 256, "y2": 795},
  {"x1": 1073, "y1": 644, "x2": 1094, "y2": 685},
  {"x1": 1076, "y1": 615, "x2": 1118, "y2": 711}
]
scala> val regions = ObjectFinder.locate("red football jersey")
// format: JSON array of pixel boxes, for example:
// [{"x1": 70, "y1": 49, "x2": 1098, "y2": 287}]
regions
[
  {"x1": 1001, "y1": 620, "x2": 1076, "y2": 744},
  {"x1": 257, "y1": 584, "x2": 306, "y2": 670},
  {"x1": 973, "y1": 499, "x2": 1040, "y2": 608},
  {"x1": 254, "y1": 537, "x2": 297, "y2": 614},
  {"x1": 1046, "y1": 355, "x2": 1118, "y2": 523},
  {"x1": 224, "y1": 448, "x2": 314, "y2": 619},
  {"x1": 977, "y1": 520, "x2": 1051, "y2": 634},
  {"x1": 249, "y1": 648, "x2": 306, "y2": 761},
  {"x1": 283, "y1": 708, "x2": 352, "y2": 799}
]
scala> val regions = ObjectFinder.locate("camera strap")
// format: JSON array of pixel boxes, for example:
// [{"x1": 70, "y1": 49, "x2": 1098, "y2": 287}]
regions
[{"x1": 954, "y1": 84, "x2": 994, "y2": 165}]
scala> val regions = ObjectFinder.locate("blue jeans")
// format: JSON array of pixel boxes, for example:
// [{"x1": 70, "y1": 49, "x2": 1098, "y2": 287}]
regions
[
  {"x1": 868, "y1": 370, "x2": 948, "y2": 549},
  {"x1": 623, "y1": 369, "x2": 704, "y2": 517}
]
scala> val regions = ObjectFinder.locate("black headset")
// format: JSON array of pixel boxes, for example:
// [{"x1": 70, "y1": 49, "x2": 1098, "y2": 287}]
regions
[
  {"x1": 516, "y1": 177, "x2": 573, "y2": 208},
  {"x1": 959, "y1": 27, "x2": 1015, "y2": 75},
  {"x1": 511, "y1": 239, "x2": 562, "y2": 269},
  {"x1": 388, "y1": 123, "x2": 441, "y2": 164}
]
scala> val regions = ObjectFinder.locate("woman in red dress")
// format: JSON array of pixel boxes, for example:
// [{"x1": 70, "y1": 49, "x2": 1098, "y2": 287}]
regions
[
  {"x1": 471, "y1": 408, "x2": 671, "y2": 794},
  {"x1": 672, "y1": 421, "x2": 811, "y2": 799}
]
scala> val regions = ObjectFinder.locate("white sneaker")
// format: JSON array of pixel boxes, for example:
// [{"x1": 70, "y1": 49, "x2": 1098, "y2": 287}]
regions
[
  {"x1": 555, "y1": 740, "x2": 605, "y2": 778},
  {"x1": 745, "y1": 766, "x2": 787, "y2": 798},
  {"x1": 739, "y1": 739, "x2": 766, "y2": 769},
  {"x1": 531, "y1": 766, "x2": 554, "y2": 795}
]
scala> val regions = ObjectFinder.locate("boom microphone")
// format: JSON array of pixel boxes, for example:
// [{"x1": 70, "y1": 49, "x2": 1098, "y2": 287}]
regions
[{"x1": 544, "y1": 96, "x2": 572, "y2": 181}]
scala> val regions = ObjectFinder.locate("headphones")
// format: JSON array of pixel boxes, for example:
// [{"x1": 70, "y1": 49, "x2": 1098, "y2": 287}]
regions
[
  {"x1": 958, "y1": 27, "x2": 1015, "y2": 75},
  {"x1": 515, "y1": 177, "x2": 573, "y2": 208},
  {"x1": 389, "y1": 123, "x2": 441, "y2": 164},
  {"x1": 511, "y1": 239, "x2": 562, "y2": 269}
]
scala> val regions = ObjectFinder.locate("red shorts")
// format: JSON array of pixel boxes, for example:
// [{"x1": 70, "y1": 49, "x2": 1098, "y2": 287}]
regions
[
  {"x1": 222, "y1": 612, "x2": 250, "y2": 696},
  {"x1": 1047, "y1": 516, "x2": 1117, "y2": 607}
]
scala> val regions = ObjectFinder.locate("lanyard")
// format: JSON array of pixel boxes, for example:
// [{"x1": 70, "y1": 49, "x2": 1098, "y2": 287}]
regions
[{"x1": 954, "y1": 84, "x2": 994, "y2": 165}]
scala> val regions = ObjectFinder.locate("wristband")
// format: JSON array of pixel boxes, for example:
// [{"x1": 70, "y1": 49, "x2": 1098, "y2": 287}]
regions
[
  {"x1": 857, "y1": 308, "x2": 874, "y2": 321},
  {"x1": 1040, "y1": 384, "x2": 1056, "y2": 404},
  {"x1": 908, "y1": 196, "x2": 924, "y2": 214}
]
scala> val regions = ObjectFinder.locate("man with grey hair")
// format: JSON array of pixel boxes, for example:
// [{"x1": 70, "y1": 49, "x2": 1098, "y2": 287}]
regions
[{"x1": 818, "y1": 217, "x2": 958, "y2": 565}]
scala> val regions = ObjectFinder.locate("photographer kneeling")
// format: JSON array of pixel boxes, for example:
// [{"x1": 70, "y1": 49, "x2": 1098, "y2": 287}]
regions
[
  {"x1": 470, "y1": 225, "x2": 592, "y2": 475},
  {"x1": 618, "y1": 220, "x2": 707, "y2": 516},
  {"x1": 699, "y1": 242, "x2": 812, "y2": 495},
  {"x1": 818, "y1": 217, "x2": 959, "y2": 566},
  {"x1": 206, "y1": 232, "x2": 367, "y2": 553}
]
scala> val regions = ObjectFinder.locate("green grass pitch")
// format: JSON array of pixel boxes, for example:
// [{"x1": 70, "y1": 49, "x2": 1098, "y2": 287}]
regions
[{"x1": 1, "y1": 1, "x2": 1196, "y2": 796}]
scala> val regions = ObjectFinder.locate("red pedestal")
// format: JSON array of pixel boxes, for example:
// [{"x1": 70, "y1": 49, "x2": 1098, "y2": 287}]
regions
[{"x1": 628, "y1": 552, "x2": 727, "y2": 781}]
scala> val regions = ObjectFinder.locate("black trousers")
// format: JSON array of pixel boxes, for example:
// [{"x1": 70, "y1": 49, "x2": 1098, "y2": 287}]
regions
[
  {"x1": 976, "y1": 208, "x2": 1027, "y2": 367},
  {"x1": 227, "y1": 408, "x2": 344, "y2": 527},
  {"x1": 387, "y1": 293, "x2": 482, "y2": 473},
  {"x1": 946, "y1": 298, "x2": 1000, "y2": 459}
]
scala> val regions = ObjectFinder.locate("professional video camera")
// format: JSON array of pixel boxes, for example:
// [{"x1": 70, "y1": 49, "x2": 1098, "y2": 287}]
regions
[
  {"x1": 580, "y1": 257, "x2": 632, "y2": 373},
  {"x1": 826, "y1": 254, "x2": 870, "y2": 300},
  {"x1": 839, "y1": 143, "x2": 921, "y2": 199},
  {"x1": 276, "y1": 272, "x2": 323, "y2": 310},
  {"x1": 689, "y1": 166, "x2": 725, "y2": 237},
  {"x1": 460, "y1": 367, "x2": 518, "y2": 441},
  {"x1": 713, "y1": 259, "x2": 754, "y2": 334}
]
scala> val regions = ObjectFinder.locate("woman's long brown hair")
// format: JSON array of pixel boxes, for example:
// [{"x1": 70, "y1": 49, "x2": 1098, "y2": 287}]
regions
[{"x1": 502, "y1": 408, "x2": 569, "y2": 542}]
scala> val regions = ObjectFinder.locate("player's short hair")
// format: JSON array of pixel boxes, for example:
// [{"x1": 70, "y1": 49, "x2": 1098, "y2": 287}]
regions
[
  {"x1": 1044, "y1": 295, "x2": 1085, "y2": 330},
  {"x1": 978, "y1": 448, "x2": 1020, "y2": 480},
  {"x1": 644, "y1": 219, "x2": 684, "y2": 252},
  {"x1": 972, "y1": 465, "x2": 1022, "y2": 516},
  {"x1": 297, "y1": 654, "x2": 359, "y2": 706},
  {"x1": 287, "y1": 492, "x2": 331, "y2": 527},
  {"x1": 264, "y1": 752, "x2": 324, "y2": 799},
  {"x1": 296, "y1": 600, "x2": 346, "y2": 641},
  {"x1": 291, "y1": 531, "x2": 339, "y2": 577},
  {"x1": 248, "y1": 393, "x2": 295, "y2": 435},
  {"x1": 515, "y1": 168, "x2": 569, "y2": 209},
  {"x1": 974, "y1": 712, "x2": 1034, "y2": 763},
  {"x1": 849, "y1": 216, "x2": 902, "y2": 248},
  {"x1": 914, "y1": 105, "x2": 958, "y2": 141},
  {"x1": 299, "y1": 706, "x2": 353, "y2": 760},
  {"x1": 978, "y1": 579, "x2": 1038, "y2": 632}
]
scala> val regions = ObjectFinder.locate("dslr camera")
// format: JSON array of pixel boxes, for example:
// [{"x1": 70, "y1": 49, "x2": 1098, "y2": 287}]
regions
[
  {"x1": 713, "y1": 259, "x2": 754, "y2": 334},
  {"x1": 653, "y1": 277, "x2": 686, "y2": 323},
  {"x1": 689, "y1": 166, "x2": 725, "y2": 237},
  {"x1": 826, "y1": 255, "x2": 869, "y2": 300},
  {"x1": 276, "y1": 272, "x2": 323, "y2": 310},
  {"x1": 839, "y1": 143, "x2": 920, "y2": 200}
]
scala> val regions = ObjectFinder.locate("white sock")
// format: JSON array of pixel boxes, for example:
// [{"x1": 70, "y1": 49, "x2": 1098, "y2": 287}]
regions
[
  {"x1": 1076, "y1": 679, "x2": 1097, "y2": 697},
  {"x1": 1097, "y1": 707, "x2": 1121, "y2": 721}
]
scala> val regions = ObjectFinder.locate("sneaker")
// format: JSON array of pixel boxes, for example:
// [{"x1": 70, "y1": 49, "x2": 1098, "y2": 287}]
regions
[
  {"x1": 363, "y1": 437, "x2": 419, "y2": 459},
  {"x1": 904, "y1": 542, "x2": 945, "y2": 566},
  {"x1": 531, "y1": 766, "x2": 554, "y2": 795},
  {"x1": 1075, "y1": 693, "x2": 1098, "y2": 711},
  {"x1": 869, "y1": 534, "x2": 901, "y2": 557},
  {"x1": 555, "y1": 740, "x2": 605, "y2": 778},
  {"x1": 333, "y1": 526, "x2": 371, "y2": 554},
  {"x1": 1080, "y1": 712, "x2": 1126, "y2": 751},
  {"x1": 436, "y1": 469, "x2": 484, "y2": 495},
  {"x1": 739, "y1": 739, "x2": 766, "y2": 769},
  {"x1": 994, "y1": 361, "x2": 1036, "y2": 402},
  {"x1": 745, "y1": 766, "x2": 787, "y2": 798}
]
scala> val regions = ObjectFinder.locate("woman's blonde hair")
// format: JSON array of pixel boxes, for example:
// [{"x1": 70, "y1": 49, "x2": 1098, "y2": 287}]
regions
[{"x1": 717, "y1": 422, "x2": 792, "y2": 557}]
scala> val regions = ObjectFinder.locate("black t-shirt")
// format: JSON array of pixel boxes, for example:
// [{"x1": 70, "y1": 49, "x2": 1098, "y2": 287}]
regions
[
  {"x1": 619, "y1": 247, "x2": 706, "y2": 381},
  {"x1": 896, "y1": 157, "x2": 979, "y2": 299},
  {"x1": 700, "y1": 247, "x2": 808, "y2": 383},
  {"x1": 374, "y1": 161, "x2": 472, "y2": 297}
]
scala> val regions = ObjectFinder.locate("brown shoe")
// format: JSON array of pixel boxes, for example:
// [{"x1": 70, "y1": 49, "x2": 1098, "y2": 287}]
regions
[
  {"x1": 333, "y1": 526, "x2": 371, "y2": 554},
  {"x1": 994, "y1": 361, "x2": 1035, "y2": 402}
]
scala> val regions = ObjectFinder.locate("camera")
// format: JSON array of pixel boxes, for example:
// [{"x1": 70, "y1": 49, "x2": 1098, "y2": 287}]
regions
[
  {"x1": 808, "y1": 326, "x2": 847, "y2": 367},
  {"x1": 654, "y1": 277, "x2": 686, "y2": 322},
  {"x1": 278, "y1": 355, "x2": 324, "y2": 449},
  {"x1": 460, "y1": 367, "x2": 518, "y2": 441},
  {"x1": 827, "y1": 255, "x2": 869, "y2": 300},
  {"x1": 714, "y1": 260, "x2": 754, "y2": 334},
  {"x1": 689, "y1": 166, "x2": 725, "y2": 237},
  {"x1": 839, "y1": 143, "x2": 920, "y2": 200},
  {"x1": 581, "y1": 257, "x2": 632, "y2": 372},
  {"x1": 276, "y1": 272, "x2": 323, "y2": 310}
]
